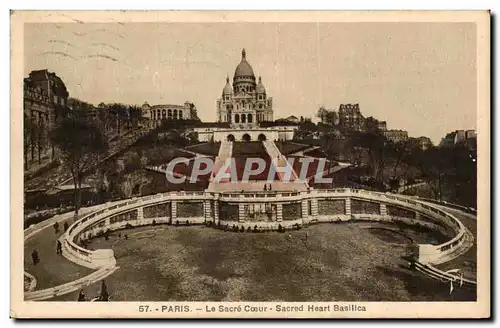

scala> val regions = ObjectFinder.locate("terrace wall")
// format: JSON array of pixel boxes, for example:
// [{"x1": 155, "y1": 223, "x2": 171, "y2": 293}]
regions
[{"x1": 24, "y1": 188, "x2": 473, "y2": 300}]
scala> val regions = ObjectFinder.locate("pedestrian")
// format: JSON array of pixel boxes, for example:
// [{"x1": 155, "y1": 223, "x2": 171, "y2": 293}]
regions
[
  {"x1": 264, "y1": 184, "x2": 267, "y2": 191},
  {"x1": 63, "y1": 222, "x2": 69, "y2": 232},
  {"x1": 269, "y1": 184, "x2": 272, "y2": 191},
  {"x1": 31, "y1": 249, "x2": 39, "y2": 266},
  {"x1": 56, "y1": 240, "x2": 62, "y2": 255},
  {"x1": 77, "y1": 289, "x2": 86, "y2": 302},
  {"x1": 100, "y1": 280, "x2": 109, "y2": 301},
  {"x1": 53, "y1": 222, "x2": 60, "y2": 234}
]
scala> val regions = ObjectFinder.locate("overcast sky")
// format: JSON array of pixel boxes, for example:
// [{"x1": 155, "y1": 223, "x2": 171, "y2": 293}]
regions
[{"x1": 24, "y1": 22, "x2": 476, "y2": 143}]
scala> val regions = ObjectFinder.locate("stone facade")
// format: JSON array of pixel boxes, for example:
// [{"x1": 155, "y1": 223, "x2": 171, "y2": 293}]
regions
[
  {"x1": 219, "y1": 202, "x2": 239, "y2": 221},
  {"x1": 143, "y1": 203, "x2": 171, "y2": 219},
  {"x1": 177, "y1": 201, "x2": 204, "y2": 218},
  {"x1": 24, "y1": 69, "x2": 69, "y2": 169},
  {"x1": 338, "y1": 104, "x2": 364, "y2": 132},
  {"x1": 282, "y1": 203, "x2": 302, "y2": 220},
  {"x1": 317, "y1": 199, "x2": 346, "y2": 215},
  {"x1": 351, "y1": 199, "x2": 380, "y2": 215},
  {"x1": 383, "y1": 129, "x2": 409, "y2": 143},
  {"x1": 387, "y1": 205, "x2": 416, "y2": 218},
  {"x1": 141, "y1": 101, "x2": 199, "y2": 128},
  {"x1": 109, "y1": 210, "x2": 138, "y2": 225},
  {"x1": 195, "y1": 126, "x2": 297, "y2": 142},
  {"x1": 216, "y1": 49, "x2": 273, "y2": 128}
]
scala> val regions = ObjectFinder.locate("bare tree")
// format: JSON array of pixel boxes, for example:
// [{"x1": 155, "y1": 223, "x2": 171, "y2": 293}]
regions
[{"x1": 50, "y1": 115, "x2": 108, "y2": 219}]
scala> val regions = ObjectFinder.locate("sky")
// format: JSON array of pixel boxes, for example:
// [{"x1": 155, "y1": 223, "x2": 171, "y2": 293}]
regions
[{"x1": 24, "y1": 22, "x2": 477, "y2": 144}]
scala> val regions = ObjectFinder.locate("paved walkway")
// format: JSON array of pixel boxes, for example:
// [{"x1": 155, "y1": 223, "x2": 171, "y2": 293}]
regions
[
  {"x1": 24, "y1": 215, "x2": 94, "y2": 291},
  {"x1": 207, "y1": 180, "x2": 308, "y2": 193},
  {"x1": 420, "y1": 202, "x2": 477, "y2": 281}
]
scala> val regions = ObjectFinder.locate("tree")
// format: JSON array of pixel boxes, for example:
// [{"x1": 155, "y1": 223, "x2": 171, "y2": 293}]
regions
[
  {"x1": 316, "y1": 107, "x2": 338, "y2": 126},
  {"x1": 364, "y1": 116, "x2": 381, "y2": 133},
  {"x1": 23, "y1": 114, "x2": 37, "y2": 170},
  {"x1": 50, "y1": 116, "x2": 108, "y2": 219},
  {"x1": 349, "y1": 132, "x2": 389, "y2": 182},
  {"x1": 317, "y1": 107, "x2": 328, "y2": 123},
  {"x1": 414, "y1": 146, "x2": 451, "y2": 201}
]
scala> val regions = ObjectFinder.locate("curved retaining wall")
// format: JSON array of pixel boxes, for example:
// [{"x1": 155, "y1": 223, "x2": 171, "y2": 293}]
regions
[{"x1": 25, "y1": 188, "x2": 475, "y2": 300}]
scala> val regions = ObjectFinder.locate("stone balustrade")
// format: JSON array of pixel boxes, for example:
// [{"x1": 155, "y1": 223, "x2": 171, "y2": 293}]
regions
[
  {"x1": 26, "y1": 188, "x2": 474, "y2": 300},
  {"x1": 60, "y1": 188, "x2": 470, "y2": 269}
]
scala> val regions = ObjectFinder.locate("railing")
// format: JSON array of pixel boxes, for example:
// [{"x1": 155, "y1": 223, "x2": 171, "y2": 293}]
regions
[
  {"x1": 25, "y1": 187, "x2": 476, "y2": 299},
  {"x1": 62, "y1": 188, "x2": 470, "y2": 268}
]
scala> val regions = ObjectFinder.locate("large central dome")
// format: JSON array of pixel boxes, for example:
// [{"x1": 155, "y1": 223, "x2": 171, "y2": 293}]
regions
[{"x1": 234, "y1": 49, "x2": 255, "y2": 78}]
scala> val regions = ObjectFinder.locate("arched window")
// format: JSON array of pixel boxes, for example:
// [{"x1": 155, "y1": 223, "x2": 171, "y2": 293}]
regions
[
  {"x1": 167, "y1": 109, "x2": 172, "y2": 118},
  {"x1": 235, "y1": 114, "x2": 240, "y2": 123},
  {"x1": 163, "y1": 109, "x2": 167, "y2": 119},
  {"x1": 179, "y1": 110, "x2": 183, "y2": 119},
  {"x1": 173, "y1": 109, "x2": 178, "y2": 119},
  {"x1": 247, "y1": 113, "x2": 253, "y2": 123},
  {"x1": 242, "y1": 134, "x2": 251, "y2": 142},
  {"x1": 241, "y1": 114, "x2": 246, "y2": 123}
]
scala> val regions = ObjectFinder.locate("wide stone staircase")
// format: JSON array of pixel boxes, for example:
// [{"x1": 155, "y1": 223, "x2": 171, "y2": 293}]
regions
[{"x1": 209, "y1": 140, "x2": 233, "y2": 184}]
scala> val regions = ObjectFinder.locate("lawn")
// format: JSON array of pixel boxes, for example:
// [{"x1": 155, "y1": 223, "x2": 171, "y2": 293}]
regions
[{"x1": 50, "y1": 223, "x2": 475, "y2": 302}]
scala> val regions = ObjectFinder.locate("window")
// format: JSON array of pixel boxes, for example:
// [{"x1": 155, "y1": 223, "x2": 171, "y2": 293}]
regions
[
  {"x1": 167, "y1": 109, "x2": 172, "y2": 118},
  {"x1": 179, "y1": 110, "x2": 183, "y2": 119},
  {"x1": 53, "y1": 95, "x2": 57, "y2": 103},
  {"x1": 235, "y1": 114, "x2": 240, "y2": 123},
  {"x1": 241, "y1": 114, "x2": 246, "y2": 123},
  {"x1": 247, "y1": 113, "x2": 253, "y2": 123}
]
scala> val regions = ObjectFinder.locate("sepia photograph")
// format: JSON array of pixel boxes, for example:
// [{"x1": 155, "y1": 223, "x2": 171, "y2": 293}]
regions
[{"x1": 10, "y1": 10, "x2": 490, "y2": 318}]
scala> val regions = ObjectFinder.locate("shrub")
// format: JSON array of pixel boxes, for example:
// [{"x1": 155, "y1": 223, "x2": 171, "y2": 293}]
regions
[
  {"x1": 247, "y1": 226, "x2": 252, "y2": 232},
  {"x1": 125, "y1": 223, "x2": 133, "y2": 229},
  {"x1": 186, "y1": 220, "x2": 190, "y2": 226},
  {"x1": 175, "y1": 220, "x2": 179, "y2": 226},
  {"x1": 152, "y1": 220, "x2": 156, "y2": 226},
  {"x1": 240, "y1": 226, "x2": 245, "y2": 233}
]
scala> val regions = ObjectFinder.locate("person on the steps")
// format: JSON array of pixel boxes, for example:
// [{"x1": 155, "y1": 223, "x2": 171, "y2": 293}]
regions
[
  {"x1": 100, "y1": 280, "x2": 110, "y2": 301},
  {"x1": 31, "y1": 249, "x2": 39, "y2": 266},
  {"x1": 56, "y1": 240, "x2": 62, "y2": 255},
  {"x1": 77, "y1": 289, "x2": 86, "y2": 301}
]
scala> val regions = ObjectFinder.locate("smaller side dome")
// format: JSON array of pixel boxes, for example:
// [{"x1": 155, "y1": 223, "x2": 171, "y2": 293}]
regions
[
  {"x1": 222, "y1": 76, "x2": 233, "y2": 95},
  {"x1": 256, "y1": 76, "x2": 266, "y2": 94}
]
